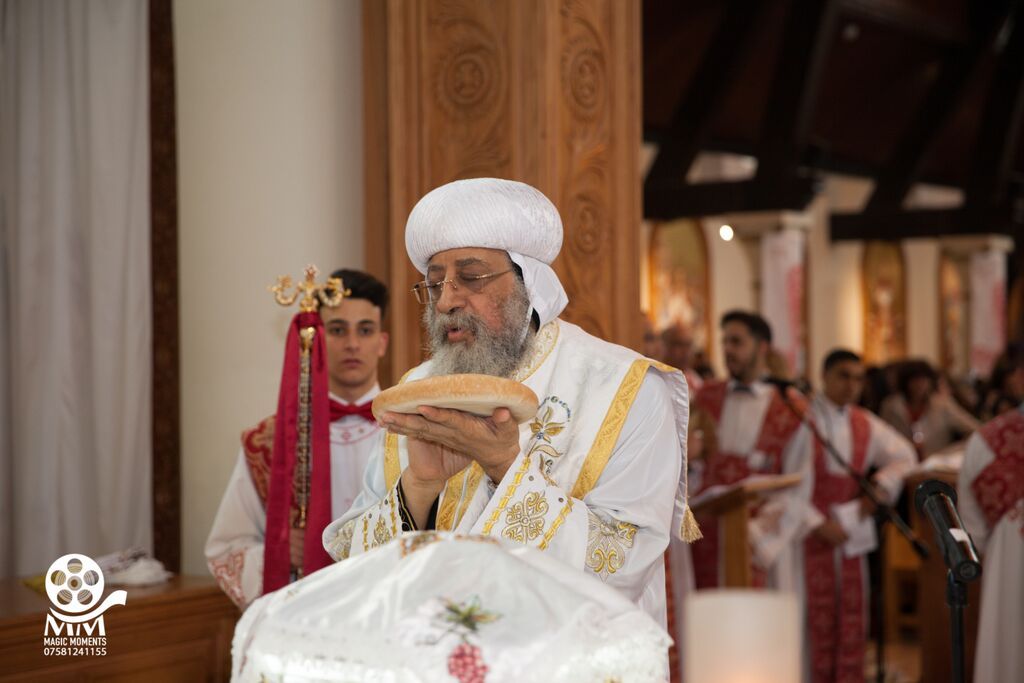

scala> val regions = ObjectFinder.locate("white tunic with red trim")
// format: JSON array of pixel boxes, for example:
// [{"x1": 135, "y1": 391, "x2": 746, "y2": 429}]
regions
[
  {"x1": 322, "y1": 319, "x2": 689, "y2": 625},
  {"x1": 805, "y1": 397, "x2": 914, "y2": 683},
  {"x1": 958, "y1": 408, "x2": 1024, "y2": 683},
  {"x1": 689, "y1": 379, "x2": 820, "y2": 592},
  {"x1": 204, "y1": 387, "x2": 381, "y2": 609}
]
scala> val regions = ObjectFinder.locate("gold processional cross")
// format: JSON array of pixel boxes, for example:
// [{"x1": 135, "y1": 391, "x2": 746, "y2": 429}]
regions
[{"x1": 268, "y1": 265, "x2": 350, "y2": 546}]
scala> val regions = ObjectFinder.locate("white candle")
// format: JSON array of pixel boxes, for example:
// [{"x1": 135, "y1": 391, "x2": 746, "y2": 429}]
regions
[{"x1": 685, "y1": 589, "x2": 801, "y2": 683}]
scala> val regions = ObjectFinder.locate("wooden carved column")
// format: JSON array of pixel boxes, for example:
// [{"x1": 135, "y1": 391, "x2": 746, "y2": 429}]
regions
[{"x1": 364, "y1": 0, "x2": 643, "y2": 381}]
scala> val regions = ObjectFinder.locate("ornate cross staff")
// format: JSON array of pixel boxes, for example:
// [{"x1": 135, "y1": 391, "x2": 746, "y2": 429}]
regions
[{"x1": 267, "y1": 265, "x2": 349, "y2": 531}]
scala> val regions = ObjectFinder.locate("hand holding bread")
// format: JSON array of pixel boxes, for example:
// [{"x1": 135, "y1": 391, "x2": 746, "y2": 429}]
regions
[{"x1": 373, "y1": 375, "x2": 540, "y2": 525}]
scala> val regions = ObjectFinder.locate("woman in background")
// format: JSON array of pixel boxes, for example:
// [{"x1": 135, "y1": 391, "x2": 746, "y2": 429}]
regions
[{"x1": 880, "y1": 359, "x2": 979, "y2": 457}]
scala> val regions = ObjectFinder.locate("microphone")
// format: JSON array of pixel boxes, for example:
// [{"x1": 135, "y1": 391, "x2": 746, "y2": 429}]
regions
[
  {"x1": 763, "y1": 376, "x2": 798, "y2": 394},
  {"x1": 914, "y1": 480, "x2": 982, "y2": 582}
]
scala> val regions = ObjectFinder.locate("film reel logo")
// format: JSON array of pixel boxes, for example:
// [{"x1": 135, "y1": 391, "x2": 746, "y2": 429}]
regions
[{"x1": 43, "y1": 554, "x2": 127, "y2": 637}]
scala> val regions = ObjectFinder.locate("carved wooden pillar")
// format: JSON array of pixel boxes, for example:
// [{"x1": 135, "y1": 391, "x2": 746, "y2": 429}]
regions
[{"x1": 364, "y1": 0, "x2": 643, "y2": 382}]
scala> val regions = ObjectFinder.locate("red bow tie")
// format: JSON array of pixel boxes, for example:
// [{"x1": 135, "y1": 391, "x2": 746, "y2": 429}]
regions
[{"x1": 329, "y1": 400, "x2": 376, "y2": 424}]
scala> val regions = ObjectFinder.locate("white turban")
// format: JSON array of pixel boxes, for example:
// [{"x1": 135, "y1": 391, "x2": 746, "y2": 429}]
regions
[{"x1": 405, "y1": 178, "x2": 568, "y2": 327}]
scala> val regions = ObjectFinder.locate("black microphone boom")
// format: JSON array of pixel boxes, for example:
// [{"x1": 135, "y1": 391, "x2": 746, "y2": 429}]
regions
[
  {"x1": 763, "y1": 376, "x2": 796, "y2": 392},
  {"x1": 914, "y1": 480, "x2": 982, "y2": 583},
  {"x1": 772, "y1": 383, "x2": 929, "y2": 559}
]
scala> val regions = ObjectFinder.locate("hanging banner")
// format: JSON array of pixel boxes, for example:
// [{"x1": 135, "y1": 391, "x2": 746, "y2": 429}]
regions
[
  {"x1": 969, "y1": 250, "x2": 1006, "y2": 376},
  {"x1": 760, "y1": 229, "x2": 806, "y2": 377}
]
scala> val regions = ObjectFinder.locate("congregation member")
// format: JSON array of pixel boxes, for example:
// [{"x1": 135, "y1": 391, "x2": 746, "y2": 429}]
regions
[{"x1": 879, "y1": 359, "x2": 979, "y2": 457}]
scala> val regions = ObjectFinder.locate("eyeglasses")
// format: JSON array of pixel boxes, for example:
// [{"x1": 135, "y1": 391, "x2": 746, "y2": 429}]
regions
[{"x1": 411, "y1": 269, "x2": 514, "y2": 304}]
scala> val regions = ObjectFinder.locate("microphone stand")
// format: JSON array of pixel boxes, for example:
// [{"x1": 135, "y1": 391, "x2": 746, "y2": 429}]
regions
[
  {"x1": 914, "y1": 480, "x2": 982, "y2": 683},
  {"x1": 947, "y1": 570, "x2": 970, "y2": 683},
  {"x1": 774, "y1": 386, "x2": 929, "y2": 683}
]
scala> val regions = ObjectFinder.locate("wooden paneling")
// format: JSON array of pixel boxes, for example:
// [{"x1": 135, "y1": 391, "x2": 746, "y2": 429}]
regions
[
  {"x1": 149, "y1": 0, "x2": 181, "y2": 573},
  {"x1": 365, "y1": 0, "x2": 644, "y2": 378},
  {"x1": 0, "y1": 576, "x2": 236, "y2": 682}
]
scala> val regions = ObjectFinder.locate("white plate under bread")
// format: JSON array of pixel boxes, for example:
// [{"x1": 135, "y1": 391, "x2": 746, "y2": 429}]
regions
[{"x1": 372, "y1": 374, "x2": 539, "y2": 424}]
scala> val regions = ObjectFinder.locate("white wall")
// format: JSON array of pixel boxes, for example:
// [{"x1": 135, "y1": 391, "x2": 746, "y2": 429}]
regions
[
  {"x1": 703, "y1": 220, "x2": 757, "y2": 372},
  {"x1": 174, "y1": 0, "x2": 363, "y2": 574},
  {"x1": 805, "y1": 177, "x2": 870, "y2": 385}
]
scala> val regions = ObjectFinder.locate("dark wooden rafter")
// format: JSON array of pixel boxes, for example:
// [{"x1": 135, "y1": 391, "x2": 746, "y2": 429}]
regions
[
  {"x1": 864, "y1": 1, "x2": 1017, "y2": 213},
  {"x1": 753, "y1": 0, "x2": 841, "y2": 196},
  {"x1": 830, "y1": 204, "x2": 1019, "y2": 240},
  {"x1": 839, "y1": 0, "x2": 971, "y2": 45},
  {"x1": 965, "y1": 8, "x2": 1024, "y2": 211},
  {"x1": 832, "y1": 4, "x2": 1024, "y2": 242},
  {"x1": 646, "y1": 178, "x2": 819, "y2": 219},
  {"x1": 149, "y1": 0, "x2": 181, "y2": 572},
  {"x1": 643, "y1": 0, "x2": 770, "y2": 197},
  {"x1": 643, "y1": 0, "x2": 1024, "y2": 240}
]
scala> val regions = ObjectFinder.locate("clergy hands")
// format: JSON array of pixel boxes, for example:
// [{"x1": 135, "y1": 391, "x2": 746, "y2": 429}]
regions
[
  {"x1": 403, "y1": 438, "x2": 474, "y2": 487},
  {"x1": 859, "y1": 481, "x2": 883, "y2": 517},
  {"x1": 859, "y1": 493, "x2": 879, "y2": 518},
  {"x1": 813, "y1": 518, "x2": 849, "y2": 547},
  {"x1": 381, "y1": 406, "x2": 521, "y2": 483}
]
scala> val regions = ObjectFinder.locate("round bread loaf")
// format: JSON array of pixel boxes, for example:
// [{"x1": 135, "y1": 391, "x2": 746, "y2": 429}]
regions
[{"x1": 372, "y1": 374, "x2": 539, "y2": 424}]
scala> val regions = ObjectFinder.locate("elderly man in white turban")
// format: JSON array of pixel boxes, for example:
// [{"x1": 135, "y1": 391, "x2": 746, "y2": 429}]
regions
[{"x1": 322, "y1": 178, "x2": 694, "y2": 624}]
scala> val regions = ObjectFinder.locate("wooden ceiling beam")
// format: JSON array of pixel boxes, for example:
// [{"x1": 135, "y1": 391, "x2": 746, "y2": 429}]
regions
[
  {"x1": 864, "y1": 1, "x2": 1016, "y2": 213},
  {"x1": 646, "y1": 178, "x2": 819, "y2": 220},
  {"x1": 643, "y1": 0, "x2": 769, "y2": 196},
  {"x1": 755, "y1": 0, "x2": 840, "y2": 191},
  {"x1": 838, "y1": 0, "x2": 970, "y2": 46},
  {"x1": 966, "y1": 8, "x2": 1024, "y2": 211},
  {"x1": 830, "y1": 204, "x2": 1020, "y2": 241}
]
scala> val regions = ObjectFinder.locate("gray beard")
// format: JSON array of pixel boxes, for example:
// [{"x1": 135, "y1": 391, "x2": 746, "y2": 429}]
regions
[{"x1": 424, "y1": 283, "x2": 534, "y2": 378}]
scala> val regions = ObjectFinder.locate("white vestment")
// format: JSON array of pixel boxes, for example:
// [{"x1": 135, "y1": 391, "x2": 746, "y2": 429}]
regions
[
  {"x1": 206, "y1": 386, "x2": 381, "y2": 608},
  {"x1": 704, "y1": 380, "x2": 821, "y2": 590},
  {"x1": 957, "y1": 422, "x2": 1024, "y2": 683},
  {"x1": 810, "y1": 396, "x2": 916, "y2": 503},
  {"x1": 803, "y1": 396, "x2": 915, "y2": 680},
  {"x1": 322, "y1": 320, "x2": 688, "y2": 626}
]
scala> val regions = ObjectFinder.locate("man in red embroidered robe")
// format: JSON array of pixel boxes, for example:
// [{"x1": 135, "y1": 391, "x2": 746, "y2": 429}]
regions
[
  {"x1": 689, "y1": 310, "x2": 820, "y2": 592},
  {"x1": 205, "y1": 269, "x2": 390, "y2": 609},
  {"x1": 957, "y1": 402, "x2": 1024, "y2": 683},
  {"x1": 805, "y1": 349, "x2": 915, "y2": 683}
]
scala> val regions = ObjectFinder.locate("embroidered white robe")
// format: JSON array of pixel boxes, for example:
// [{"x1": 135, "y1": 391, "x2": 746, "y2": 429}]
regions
[
  {"x1": 205, "y1": 387, "x2": 381, "y2": 609},
  {"x1": 803, "y1": 397, "x2": 915, "y2": 683},
  {"x1": 957, "y1": 410, "x2": 1024, "y2": 683},
  {"x1": 322, "y1": 320, "x2": 689, "y2": 625}
]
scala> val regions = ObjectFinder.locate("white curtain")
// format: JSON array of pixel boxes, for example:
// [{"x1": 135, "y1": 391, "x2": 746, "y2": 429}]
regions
[{"x1": 0, "y1": 0, "x2": 151, "y2": 578}]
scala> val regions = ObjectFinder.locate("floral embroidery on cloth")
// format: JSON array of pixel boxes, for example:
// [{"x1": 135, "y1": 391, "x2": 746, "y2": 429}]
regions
[
  {"x1": 974, "y1": 410, "x2": 1024, "y2": 529},
  {"x1": 209, "y1": 548, "x2": 247, "y2": 609},
  {"x1": 527, "y1": 396, "x2": 571, "y2": 476},
  {"x1": 438, "y1": 597, "x2": 501, "y2": 683},
  {"x1": 326, "y1": 519, "x2": 356, "y2": 561},
  {"x1": 586, "y1": 510, "x2": 638, "y2": 580},
  {"x1": 241, "y1": 416, "x2": 275, "y2": 506},
  {"x1": 395, "y1": 594, "x2": 501, "y2": 683},
  {"x1": 363, "y1": 489, "x2": 400, "y2": 552},
  {"x1": 502, "y1": 491, "x2": 549, "y2": 543}
]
